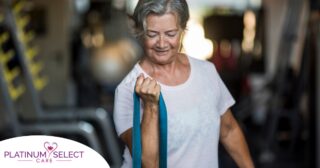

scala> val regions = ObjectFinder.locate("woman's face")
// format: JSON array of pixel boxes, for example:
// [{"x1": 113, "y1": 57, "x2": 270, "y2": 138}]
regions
[{"x1": 143, "y1": 13, "x2": 183, "y2": 64}]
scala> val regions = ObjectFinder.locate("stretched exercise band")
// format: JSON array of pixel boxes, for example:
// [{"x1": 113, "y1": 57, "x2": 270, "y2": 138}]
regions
[{"x1": 133, "y1": 92, "x2": 167, "y2": 168}]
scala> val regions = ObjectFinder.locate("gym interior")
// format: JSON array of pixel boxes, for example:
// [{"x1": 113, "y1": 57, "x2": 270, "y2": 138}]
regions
[{"x1": 0, "y1": 0, "x2": 319, "y2": 167}]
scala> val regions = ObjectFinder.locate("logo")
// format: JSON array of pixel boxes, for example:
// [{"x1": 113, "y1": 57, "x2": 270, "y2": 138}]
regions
[
  {"x1": 0, "y1": 135, "x2": 109, "y2": 168},
  {"x1": 44, "y1": 141, "x2": 58, "y2": 158}
]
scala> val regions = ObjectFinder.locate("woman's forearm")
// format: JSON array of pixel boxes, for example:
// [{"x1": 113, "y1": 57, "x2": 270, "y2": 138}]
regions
[
  {"x1": 141, "y1": 103, "x2": 159, "y2": 168},
  {"x1": 221, "y1": 123, "x2": 254, "y2": 168},
  {"x1": 220, "y1": 110, "x2": 254, "y2": 168}
]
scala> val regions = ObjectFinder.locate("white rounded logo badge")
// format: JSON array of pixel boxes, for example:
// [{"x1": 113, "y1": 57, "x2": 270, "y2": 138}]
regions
[{"x1": 0, "y1": 135, "x2": 110, "y2": 168}]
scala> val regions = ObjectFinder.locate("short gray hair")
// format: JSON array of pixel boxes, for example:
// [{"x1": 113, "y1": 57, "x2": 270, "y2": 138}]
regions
[{"x1": 132, "y1": 0, "x2": 189, "y2": 38}]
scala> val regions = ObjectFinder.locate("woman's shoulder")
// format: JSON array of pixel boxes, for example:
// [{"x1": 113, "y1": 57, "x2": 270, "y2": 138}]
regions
[
  {"x1": 116, "y1": 63, "x2": 141, "y2": 91},
  {"x1": 188, "y1": 55, "x2": 217, "y2": 72}
]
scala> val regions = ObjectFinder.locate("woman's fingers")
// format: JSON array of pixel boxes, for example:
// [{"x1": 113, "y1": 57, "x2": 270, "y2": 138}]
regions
[
  {"x1": 135, "y1": 74, "x2": 160, "y2": 102},
  {"x1": 141, "y1": 77, "x2": 151, "y2": 92},
  {"x1": 136, "y1": 73, "x2": 144, "y2": 85},
  {"x1": 135, "y1": 73, "x2": 144, "y2": 92},
  {"x1": 141, "y1": 78, "x2": 158, "y2": 93}
]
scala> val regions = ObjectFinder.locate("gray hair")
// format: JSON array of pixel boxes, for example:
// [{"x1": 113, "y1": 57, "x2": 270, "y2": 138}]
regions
[{"x1": 132, "y1": 0, "x2": 189, "y2": 38}]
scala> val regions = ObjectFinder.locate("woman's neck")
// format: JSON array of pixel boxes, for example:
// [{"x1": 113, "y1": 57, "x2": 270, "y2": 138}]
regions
[{"x1": 138, "y1": 54, "x2": 190, "y2": 86}]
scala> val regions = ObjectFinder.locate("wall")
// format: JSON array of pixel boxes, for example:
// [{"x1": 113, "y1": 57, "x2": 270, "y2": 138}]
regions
[
  {"x1": 32, "y1": 0, "x2": 74, "y2": 107},
  {"x1": 262, "y1": 0, "x2": 288, "y2": 77}
]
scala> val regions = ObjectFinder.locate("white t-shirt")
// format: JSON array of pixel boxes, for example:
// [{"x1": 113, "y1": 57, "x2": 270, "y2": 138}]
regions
[{"x1": 113, "y1": 56, "x2": 235, "y2": 168}]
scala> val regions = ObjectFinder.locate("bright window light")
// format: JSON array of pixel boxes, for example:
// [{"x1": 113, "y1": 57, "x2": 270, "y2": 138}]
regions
[{"x1": 183, "y1": 20, "x2": 214, "y2": 60}]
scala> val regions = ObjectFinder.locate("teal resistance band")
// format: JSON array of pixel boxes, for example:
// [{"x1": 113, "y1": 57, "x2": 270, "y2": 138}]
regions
[{"x1": 133, "y1": 92, "x2": 168, "y2": 168}]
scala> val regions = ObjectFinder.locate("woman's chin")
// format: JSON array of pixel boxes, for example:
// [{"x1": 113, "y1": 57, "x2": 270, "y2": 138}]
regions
[{"x1": 153, "y1": 54, "x2": 174, "y2": 64}]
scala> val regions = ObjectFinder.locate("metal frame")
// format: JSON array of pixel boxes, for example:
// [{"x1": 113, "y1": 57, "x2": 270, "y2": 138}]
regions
[
  {"x1": 261, "y1": 0, "x2": 306, "y2": 162},
  {"x1": 21, "y1": 121, "x2": 102, "y2": 154},
  {"x1": 42, "y1": 108, "x2": 123, "y2": 167},
  {"x1": 0, "y1": 60, "x2": 103, "y2": 154},
  {"x1": 316, "y1": 20, "x2": 320, "y2": 168},
  {"x1": 0, "y1": 61, "x2": 21, "y2": 136},
  {"x1": 0, "y1": 0, "x2": 105, "y2": 162}
]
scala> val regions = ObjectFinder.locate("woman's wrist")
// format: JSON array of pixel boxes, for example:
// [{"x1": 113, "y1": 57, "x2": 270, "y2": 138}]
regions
[{"x1": 143, "y1": 102, "x2": 159, "y2": 111}]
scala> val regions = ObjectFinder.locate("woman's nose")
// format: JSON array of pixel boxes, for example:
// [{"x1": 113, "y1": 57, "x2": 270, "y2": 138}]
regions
[{"x1": 157, "y1": 35, "x2": 166, "y2": 48}]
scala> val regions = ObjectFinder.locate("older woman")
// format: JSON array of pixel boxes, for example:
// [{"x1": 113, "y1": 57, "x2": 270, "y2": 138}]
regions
[{"x1": 113, "y1": 0, "x2": 254, "y2": 167}]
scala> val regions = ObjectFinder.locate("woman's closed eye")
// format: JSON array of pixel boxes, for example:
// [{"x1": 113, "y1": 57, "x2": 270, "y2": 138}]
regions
[
  {"x1": 166, "y1": 31, "x2": 178, "y2": 37},
  {"x1": 146, "y1": 32, "x2": 158, "y2": 38},
  {"x1": 146, "y1": 30, "x2": 179, "y2": 38}
]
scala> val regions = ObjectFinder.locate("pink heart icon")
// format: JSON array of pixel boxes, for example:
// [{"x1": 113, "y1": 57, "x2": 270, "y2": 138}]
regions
[{"x1": 44, "y1": 142, "x2": 58, "y2": 158}]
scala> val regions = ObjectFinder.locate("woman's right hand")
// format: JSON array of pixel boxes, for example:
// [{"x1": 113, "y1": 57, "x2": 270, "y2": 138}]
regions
[{"x1": 135, "y1": 73, "x2": 161, "y2": 106}]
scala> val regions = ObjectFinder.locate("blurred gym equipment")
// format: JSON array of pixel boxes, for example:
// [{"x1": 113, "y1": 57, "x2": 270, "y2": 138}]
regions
[{"x1": 0, "y1": 1, "x2": 122, "y2": 167}]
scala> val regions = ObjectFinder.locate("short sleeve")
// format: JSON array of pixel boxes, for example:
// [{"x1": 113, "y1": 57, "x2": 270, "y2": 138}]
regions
[
  {"x1": 210, "y1": 63, "x2": 235, "y2": 116},
  {"x1": 113, "y1": 85, "x2": 134, "y2": 136}
]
